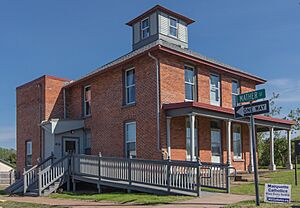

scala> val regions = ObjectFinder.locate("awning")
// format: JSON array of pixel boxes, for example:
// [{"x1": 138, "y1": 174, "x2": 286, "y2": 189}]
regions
[
  {"x1": 163, "y1": 102, "x2": 295, "y2": 131},
  {"x1": 41, "y1": 119, "x2": 85, "y2": 134}
]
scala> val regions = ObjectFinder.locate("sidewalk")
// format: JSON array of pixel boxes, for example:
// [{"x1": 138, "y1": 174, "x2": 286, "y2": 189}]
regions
[{"x1": 0, "y1": 192, "x2": 254, "y2": 208}]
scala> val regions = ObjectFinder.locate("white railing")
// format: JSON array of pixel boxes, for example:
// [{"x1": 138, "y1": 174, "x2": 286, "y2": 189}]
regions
[{"x1": 38, "y1": 155, "x2": 69, "y2": 195}]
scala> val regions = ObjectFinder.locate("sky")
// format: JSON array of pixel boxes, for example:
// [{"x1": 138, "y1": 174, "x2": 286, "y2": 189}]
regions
[{"x1": 0, "y1": 0, "x2": 299, "y2": 149}]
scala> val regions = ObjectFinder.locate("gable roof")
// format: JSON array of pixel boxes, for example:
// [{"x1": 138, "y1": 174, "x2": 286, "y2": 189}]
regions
[
  {"x1": 65, "y1": 39, "x2": 266, "y2": 88},
  {"x1": 0, "y1": 159, "x2": 14, "y2": 168},
  {"x1": 126, "y1": 5, "x2": 195, "y2": 26}
]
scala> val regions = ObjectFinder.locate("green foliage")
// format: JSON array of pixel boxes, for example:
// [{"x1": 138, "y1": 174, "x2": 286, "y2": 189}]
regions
[
  {"x1": 0, "y1": 147, "x2": 16, "y2": 167},
  {"x1": 286, "y1": 108, "x2": 300, "y2": 134}
]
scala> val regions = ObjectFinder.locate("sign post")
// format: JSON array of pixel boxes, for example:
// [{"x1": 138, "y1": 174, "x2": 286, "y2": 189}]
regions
[{"x1": 235, "y1": 89, "x2": 267, "y2": 206}]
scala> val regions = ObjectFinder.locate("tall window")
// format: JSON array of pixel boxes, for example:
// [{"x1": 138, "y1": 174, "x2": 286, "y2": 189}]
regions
[
  {"x1": 186, "y1": 118, "x2": 198, "y2": 161},
  {"x1": 25, "y1": 140, "x2": 32, "y2": 166},
  {"x1": 125, "y1": 68, "x2": 136, "y2": 105},
  {"x1": 125, "y1": 122, "x2": 136, "y2": 158},
  {"x1": 184, "y1": 66, "x2": 196, "y2": 101},
  {"x1": 233, "y1": 124, "x2": 242, "y2": 159},
  {"x1": 169, "y1": 17, "x2": 178, "y2": 37},
  {"x1": 232, "y1": 80, "x2": 240, "y2": 108},
  {"x1": 84, "y1": 85, "x2": 91, "y2": 116},
  {"x1": 210, "y1": 74, "x2": 220, "y2": 106},
  {"x1": 141, "y1": 18, "x2": 150, "y2": 39}
]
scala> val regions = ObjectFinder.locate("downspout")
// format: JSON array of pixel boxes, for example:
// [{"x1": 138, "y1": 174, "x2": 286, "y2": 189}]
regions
[
  {"x1": 148, "y1": 52, "x2": 161, "y2": 153},
  {"x1": 63, "y1": 88, "x2": 67, "y2": 119}
]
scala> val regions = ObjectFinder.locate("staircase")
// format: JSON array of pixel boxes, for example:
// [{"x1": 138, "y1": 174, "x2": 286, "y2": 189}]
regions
[{"x1": 5, "y1": 154, "x2": 69, "y2": 196}]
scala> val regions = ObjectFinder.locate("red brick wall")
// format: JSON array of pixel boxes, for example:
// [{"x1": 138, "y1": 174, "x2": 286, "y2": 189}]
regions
[
  {"x1": 16, "y1": 76, "x2": 67, "y2": 173},
  {"x1": 66, "y1": 54, "x2": 162, "y2": 159}
]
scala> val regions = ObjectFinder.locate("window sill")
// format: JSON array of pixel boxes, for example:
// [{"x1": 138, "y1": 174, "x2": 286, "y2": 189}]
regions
[
  {"x1": 233, "y1": 158, "x2": 244, "y2": 162},
  {"x1": 122, "y1": 103, "x2": 136, "y2": 109},
  {"x1": 83, "y1": 115, "x2": 92, "y2": 119}
]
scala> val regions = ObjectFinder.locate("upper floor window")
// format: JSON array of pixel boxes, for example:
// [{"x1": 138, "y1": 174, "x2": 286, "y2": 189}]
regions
[
  {"x1": 125, "y1": 121, "x2": 136, "y2": 158},
  {"x1": 141, "y1": 18, "x2": 150, "y2": 39},
  {"x1": 125, "y1": 68, "x2": 136, "y2": 105},
  {"x1": 83, "y1": 85, "x2": 91, "y2": 117},
  {"x1": 232, "y1": 80, "x2": 240, "y2": 108},
  {"x1": 169, "y1": 17, "x2": 178, "y2": 37},
  {"x1": 233, "y1": 124, "x2": 242, "y2": 159},
  {"x1": 210, "y1": 74, "x2": 220, "y2": 106},
  {"x1": 25, "y1": 140, "x2": 32, "y2": 166},
  {"x1": 184, "y1": 65, "x2": 196, "y2": 101}
]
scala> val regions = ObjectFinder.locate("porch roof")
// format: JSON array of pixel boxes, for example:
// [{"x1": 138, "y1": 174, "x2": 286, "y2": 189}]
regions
[
  {"x1": 162, "y1": 102, "x2": 295, "y2": 131},
  {"x1": 41, "y1": 119, "x2": 85, "y2": 134}
]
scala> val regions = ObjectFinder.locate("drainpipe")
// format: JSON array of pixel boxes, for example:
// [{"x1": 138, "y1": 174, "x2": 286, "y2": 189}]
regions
[
  {"x1": 63, "y1": 88, "x2": 67, "y2": 119},
  {"x1": 148, "y1": 52, "x2": 160, "y2": 153}
]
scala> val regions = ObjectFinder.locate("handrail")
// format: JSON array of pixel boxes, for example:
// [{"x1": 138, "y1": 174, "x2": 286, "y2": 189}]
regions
[
  {"x1": 23, "y1": 154, "x2": 54, "y2": 175},
  {"x1": 39, "y1": 155, "x2": 69, "y2": 174}
]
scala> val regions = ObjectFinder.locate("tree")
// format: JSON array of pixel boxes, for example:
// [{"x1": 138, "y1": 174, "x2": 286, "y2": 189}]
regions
[{"x1": 286, "y1": 108, "x2": 300, "y2": 134}]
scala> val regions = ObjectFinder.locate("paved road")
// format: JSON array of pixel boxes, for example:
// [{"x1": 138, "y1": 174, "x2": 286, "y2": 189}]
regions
[{"x1": 0, "y1": 192, "x2": 254, "y2": 208}]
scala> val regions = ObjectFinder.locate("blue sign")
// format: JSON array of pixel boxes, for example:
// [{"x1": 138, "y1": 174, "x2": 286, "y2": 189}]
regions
[{"x1": 264, "y1": 183, "x2": 291, "y2": 203}]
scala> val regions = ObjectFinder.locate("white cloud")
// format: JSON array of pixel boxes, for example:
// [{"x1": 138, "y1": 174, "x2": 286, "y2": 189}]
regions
[{"x1": 266, "y1": 78, "x2": 300, "y2": 103}]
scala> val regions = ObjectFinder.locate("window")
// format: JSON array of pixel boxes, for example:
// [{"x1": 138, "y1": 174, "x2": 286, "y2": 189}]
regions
[
  {"x1": 125, "y1": 122, "x2": 136, "y2": 158},
  {"x1": 232, "y1": 80, "x2": 240, "y2": 108},
  {"x1": 233, "y1": 124, "x2": 242, "y2": 159},
  {"x1": 210, "y1": 121, "x2": 222, "y2": 163},
  {"x1": 186, "y1": 118, "x2": 198, "y2": 161},
  {"x1": 84, "y1": 129, "x2": 92, "y2": 155},
  {"x1": 141, "y1": 18, "x2": 150, "y2": 39},
  {"x1": 210, "y1": 74, "x2": 220, "y2": 106},
  {"x1": 84, "y1": 85, "x2": 91, "y2": 116},
  {"x1": 125, "y1": 68, "x2": 136, "y2": 105},
  {"x1": 25, "y1": 140, "x2": 32, "y2": 166},
  {"x1": 184, "y1": 65, "x2": 196, "y2": 101},
  {"x1": 169, "y1": 17, "x2": 178, "y2": 37}
]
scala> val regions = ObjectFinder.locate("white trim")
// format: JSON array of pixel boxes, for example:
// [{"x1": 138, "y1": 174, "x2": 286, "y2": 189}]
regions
[
  {"x1": 83, "y1": 85, "x2": 91, "y2": 117},
  {"x1": 169, "y1": 16, "x2": 178, "y2": 38},
  {"x1": 232, "y1": 123, "x2": 242, "y2": 160},
  {"x1": 210, "y1": 73, "x2": 221, "y2": 106},
  {"x1": 184, "y1": 65, "x2": 196, "y2": 101},
  {"x1": 141, "y1": 17, "x2": 150, "y2": 39},
  {"x1": 125, "y1": 67, "x2": 136, "y2": 105}
]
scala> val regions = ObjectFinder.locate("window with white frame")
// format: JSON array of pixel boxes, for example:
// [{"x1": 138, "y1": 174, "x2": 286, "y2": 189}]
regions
[
  {"x1": 210, "y1": 74, "x2": 220, "y2": 106},
  {"x1": 184, "y1": 65, "x2": 196, "y2": 101},
  {"x1": 125, "y1": 68, "x2": 136, "y2": 105},
  {"x1": 232, "y1": 80, "x2": 240, "y2": 108},
  {"x1": 25, "y1": 140, "x2": 32, "y2": 166},
  {"x1": 141, "y1": 18, "x2": 150, "y2": 39},
  {"x1": 169, "y1": 17, "x2": 178, "y2": 37},
  {"x1": 83, "y1": 85, "x2": 91, "y2": 116},
  {"x1": 125, "y1": 122, "x2": 136, "y2": 158},
  {"x1": 233, "y1": 124, "x2": 242, "y2": 159},
  {"x1": 186, "y1": 118, "x2": 198, "y2": 161}
]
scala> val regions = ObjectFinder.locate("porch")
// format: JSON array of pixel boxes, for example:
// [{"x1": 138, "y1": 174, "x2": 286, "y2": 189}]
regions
[{"x1": 163, "y1": 102, "x2": 294, "y2": 172}]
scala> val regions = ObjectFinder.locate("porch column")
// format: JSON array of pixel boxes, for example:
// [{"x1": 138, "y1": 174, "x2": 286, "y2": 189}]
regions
[
  {"x1": 189, "y1": 114, "x2": 195, "y2": 161},
  {"x1": 226, "y1": 120, "x2": 232, "y2": 166},
  {"x1": 269, "y1": 127, "x2": 276, "y2": 171},
  {"x1": 248, "y1": 124, "x2": 254, "y2": 173},
  {"x1": 166, "y1": 117, "x2": 171, "y2": 160},
  {"x1": 286, "y1": 130, "x2": 293, "y2": 170}
]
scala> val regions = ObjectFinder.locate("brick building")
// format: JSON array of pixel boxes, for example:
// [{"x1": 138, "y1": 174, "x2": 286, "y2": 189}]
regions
[{"x1": 16, "y1": 5, "x2": 294, "y2": 175}]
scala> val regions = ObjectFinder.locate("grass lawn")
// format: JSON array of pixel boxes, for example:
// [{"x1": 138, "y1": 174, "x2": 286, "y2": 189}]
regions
[
  {"x1": 230, "y1": 168, "x2": 300, "y2": 207},
  {"x1": 50, "y1": 192, "x2": 193, "y2": 205},
  {"x1": 0, "y1": 200, "x2": 65, "y2": 208},
  {"x1": 226, "y1": 200, "x2": 300, "y2": 208}
]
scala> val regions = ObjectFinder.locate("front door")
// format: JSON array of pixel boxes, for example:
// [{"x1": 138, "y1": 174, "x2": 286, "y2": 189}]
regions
[
  {"x1": 63, "y1": 138, "x2": 79, "y2": 155},
  {"x1": 211, "y1": 128, "x2": 222, "y2": 163}
]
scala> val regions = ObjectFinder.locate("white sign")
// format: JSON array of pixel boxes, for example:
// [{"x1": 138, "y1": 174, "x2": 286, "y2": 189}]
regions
[{"x1": 264, "y1": 183, "x2": 291, "y2": 203}]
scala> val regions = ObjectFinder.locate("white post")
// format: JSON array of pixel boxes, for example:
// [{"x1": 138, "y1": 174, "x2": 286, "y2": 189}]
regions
[
  {"x1": 269, "y1": 127, "x2": 276, "y2": 171},
  {"x1": 189, "y1": 114, "x2": 195, "y2": 161},
  {"x1": 226, "y1": 120, "x2": 232, "y2": 166},
  {"x1": 248, "y1": 124, "x2": 254, "y2": 173},
  {"x1": 286, "y1": 130, "x2": 293, "y2": 170},
  {"x1": 166, "y1": 117, "x2": 171, "y2": 160}
]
